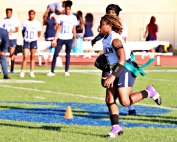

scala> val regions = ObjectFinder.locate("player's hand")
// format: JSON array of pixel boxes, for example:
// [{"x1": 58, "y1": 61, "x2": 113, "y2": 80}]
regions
[
  {"x1": 103, "y1": 75, "x2": 116, "y2": 88},
  {"x1": 8, "y1": 30, "x2": 13, "y2": 35},
  {"x1": 97, "y1": 51, "x2": 103, "y2": 56},
  {"x1": 0, "y1": 52, "x2": 5, "y2": 56},
  {"x1": 141, "y1": 37, "x2": 145, "y2": 41},
  {"x1": 52, "y1": 39, "x2": 57, "y2": 47},
  {"x1": 72, "y1": 40, "x2": 76, "y2": 47},
  {"x1": 91, "y1": 39, "x2": 96, "y2": 47}
]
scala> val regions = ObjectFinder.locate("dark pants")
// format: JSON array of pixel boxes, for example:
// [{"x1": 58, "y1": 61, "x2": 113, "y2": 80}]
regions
[
  {"x1": 51, "y1": 38, "x2": 72, "y2": 72},
  {"x1": 0, "y1": 56, "x2": 8, "y2": 75}
]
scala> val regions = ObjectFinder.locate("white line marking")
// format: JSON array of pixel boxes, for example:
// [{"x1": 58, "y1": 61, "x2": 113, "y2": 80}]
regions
[
  {"x1": 9, "y1": 69, "x2": 177, "y2": 73},
  {"x1": 0, "y1": 80, "x2": 45, "y2": 83},
  {"x1": 34, "y1": 96, "x2": 46, "y2": 99},
  {"x1": 0, "y1": 84, "x2": 176, "y2": 111},
  {"x1": 0, "y1": 85, "x2": 104, "y2": 101}
]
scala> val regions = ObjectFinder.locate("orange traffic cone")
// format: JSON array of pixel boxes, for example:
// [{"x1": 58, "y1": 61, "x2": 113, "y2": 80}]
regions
[{"x1": 64, "y1": 106, "x2": 73, "y2": 119}]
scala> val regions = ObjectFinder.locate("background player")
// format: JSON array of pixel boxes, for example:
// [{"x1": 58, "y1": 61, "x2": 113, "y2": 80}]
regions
[
  {"x1": 20, "y1": 10, "x2": 42, "y2": 78},
  {"x1": 1, "y1": 8, "x2": 20, "y2": 73},
  {"x1": 47, "y1": 1, "x2": 77, "y2": 76}
]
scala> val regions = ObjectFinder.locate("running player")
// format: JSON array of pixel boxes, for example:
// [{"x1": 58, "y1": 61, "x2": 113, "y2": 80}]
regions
[
  {"x1": 93, "y1": 4, "x2": 136, "y2": 115},
  {"x1": 47, "y1": 0, "x2": 77, "y2": 76},
  {"x1": 1, "y1": 8, "x2": 20, "y2": 73},
  {"x1": 20, "y1": 10, "x2": 42, "y2": 78},
  {"x1": 96, "y1": 14, "x2": 161, "y2": 138}
]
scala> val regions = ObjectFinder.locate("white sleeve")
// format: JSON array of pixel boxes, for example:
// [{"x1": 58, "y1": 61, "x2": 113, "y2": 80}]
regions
[{"x1": 120, "y1": 21, "x2": 128, "y2": 38}]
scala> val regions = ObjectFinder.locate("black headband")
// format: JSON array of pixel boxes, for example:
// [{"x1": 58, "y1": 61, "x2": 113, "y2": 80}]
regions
[{"x1": 106, "y1": 4, "x2": 122, "y2": 15}]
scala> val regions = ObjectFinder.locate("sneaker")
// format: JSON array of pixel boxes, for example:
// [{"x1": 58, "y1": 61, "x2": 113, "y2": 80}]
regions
[
  {"x1": 128, "y1": 109, "x2": 136, "y2": 116},
  {"x1": 65, "y1": 72, "x2": 70, "y2": 76},
  {"x1": 20, "y1": 72, "x2": 25, "y2": 78},
  {"x1": 47, "y1": 72, "x2": 55, "y2": 76},
  {"x1": 146, "y1": 85, "x2": 162, "y2": 105},
  {"x1": 105, "y1": 125, "x2": 123, "y2": 138},
  {"x1": 4, "y1": 75, "x2": 10, "y2": 79},
  {"x1": 30, "y1": 72, "x2": 35, "y2": 77}
]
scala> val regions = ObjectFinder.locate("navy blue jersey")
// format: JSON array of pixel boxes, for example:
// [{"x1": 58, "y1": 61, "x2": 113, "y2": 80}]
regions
[{"x1": 0, "y1": 28, "x2": 9, "y2": 52}]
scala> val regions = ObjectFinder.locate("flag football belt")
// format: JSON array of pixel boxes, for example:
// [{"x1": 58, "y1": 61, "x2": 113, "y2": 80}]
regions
[{"x1": 109, "y1": 53, "x2": 155, "y2": 77}]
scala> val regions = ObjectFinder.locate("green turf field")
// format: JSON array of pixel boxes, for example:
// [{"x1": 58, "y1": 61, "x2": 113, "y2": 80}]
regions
[{"x1": 0, "y1": 66, "x2": 176, "y2": 142}]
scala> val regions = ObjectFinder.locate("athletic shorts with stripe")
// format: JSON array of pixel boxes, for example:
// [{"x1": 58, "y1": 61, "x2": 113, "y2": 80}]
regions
[{"x1": 114, "y1": 59, "x2": 136, "y2": 88}]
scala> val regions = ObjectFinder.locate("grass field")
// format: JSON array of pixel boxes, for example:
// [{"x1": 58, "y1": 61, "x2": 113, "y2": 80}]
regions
[{"x1": 0, "y1": 65, "x2": 177, "y2": 142}]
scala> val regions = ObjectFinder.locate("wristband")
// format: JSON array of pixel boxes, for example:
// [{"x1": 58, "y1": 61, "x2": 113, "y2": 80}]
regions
[{"x1": 112, "y1": 63, "x2": 124, "y2": 77}]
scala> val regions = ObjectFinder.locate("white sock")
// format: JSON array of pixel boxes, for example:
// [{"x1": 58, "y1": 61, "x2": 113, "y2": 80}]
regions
[
  {"x1": 146, "y1": 90, "x2": 151, "y2": 98},
  {"x1": 128, "y1": 105, "x2": 134, "y2": 110}
]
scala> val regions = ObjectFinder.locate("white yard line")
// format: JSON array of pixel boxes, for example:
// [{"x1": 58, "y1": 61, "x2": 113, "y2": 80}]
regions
[
  {"x1": 0, "y1": 80, "x2": 45, "y2": 83},
  {"x1": 9, "y1": 69, "x2": 177, "y2": 73},
  {"x1": 0, "y1": 84, "x2": 176, "y2": 111}
]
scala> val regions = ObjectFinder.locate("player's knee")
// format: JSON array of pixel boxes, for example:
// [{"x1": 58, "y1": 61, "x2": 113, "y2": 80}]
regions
[
  {"x1": 120, "y1": 99, "x2": 131, "y2": 106},
  {"x1": 105, "y1": 98, "x2": 116, "y2": 107},
  {"x1": 23, "y1": 56, "x2": 28, "y2": 60}
]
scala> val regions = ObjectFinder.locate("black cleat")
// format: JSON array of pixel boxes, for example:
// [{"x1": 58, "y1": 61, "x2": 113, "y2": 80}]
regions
[
  {"x1": 4, "y1": 75, "x2": 11, "y2": 79},
  {"x1": 128, "y1": 109, "x2": 137, "y2": 116}
]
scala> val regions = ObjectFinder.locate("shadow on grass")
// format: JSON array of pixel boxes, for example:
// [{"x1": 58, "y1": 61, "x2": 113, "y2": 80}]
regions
[
  {"x1": 0, "y1": 122, "x2": 105, "y2": 137},
  {"x1": 0, "y1": 122, "x2": 61, "y2": 131}
]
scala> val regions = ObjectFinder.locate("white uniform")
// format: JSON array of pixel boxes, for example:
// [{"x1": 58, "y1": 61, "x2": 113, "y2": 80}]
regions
[
  {"x1": 1, "y1": 17, "x2": 20, "y2": 39},
  {"x1": 102, "y1": 31, "x2": 130, "y2": 66},
  {"x1": 21, "y1": 19, "x2": 41, "y2": 42},
  {"x1": 57, "y1": 14, "x2": 77, "y2": 40}
]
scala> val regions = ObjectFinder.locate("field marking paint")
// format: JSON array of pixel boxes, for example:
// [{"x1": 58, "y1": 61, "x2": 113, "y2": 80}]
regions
[
  {"x1": 10, "y1": 69, "x2": 177, "y2": 73},
  {"x1": 0, "y1": 84, "x2": 176, "y2": 111},
  {"x1": 0, "y1": 80, "x2": 45, "y2": 83},
  {"x1": 34, "y1": 96, "x2": 46, "y2": 99},
  {"x1": 0, "y1": 85, "x2": 104, "y2": 101}
]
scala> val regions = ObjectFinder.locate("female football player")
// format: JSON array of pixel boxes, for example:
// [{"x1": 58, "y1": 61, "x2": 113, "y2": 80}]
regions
[
  {"x1": 20, "y1": 10, "x2": 41, "y2": 77},
  {"x1": 96, "y1": 14, "x2": 161, "y2": 138}
]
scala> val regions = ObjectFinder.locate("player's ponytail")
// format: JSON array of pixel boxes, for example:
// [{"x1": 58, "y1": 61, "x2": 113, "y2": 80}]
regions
[{"x1": 101, "y1": 14, "x2": 123, "y2": 34}]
